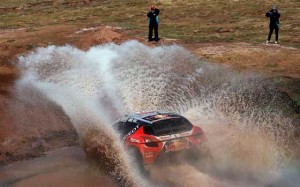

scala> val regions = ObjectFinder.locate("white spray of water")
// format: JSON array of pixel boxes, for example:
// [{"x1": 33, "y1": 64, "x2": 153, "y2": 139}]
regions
[
  {"x1": 17, "y1": 43, "x2": 146, "y2": 186},
  {"x1": 17, "y1": 40, "x2": 297, "y2": 186}
]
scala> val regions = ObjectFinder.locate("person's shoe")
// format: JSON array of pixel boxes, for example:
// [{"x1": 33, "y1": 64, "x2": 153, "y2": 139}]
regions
[
  {"x1": 275, "y1": 41, "x2": 279, "y2": 44},
  {"x1": 266, "y1": 40, "x2": 270, "y2": 44},
  {"x1": 154, "y1": 37, "x2": 160, "y2": 42}
]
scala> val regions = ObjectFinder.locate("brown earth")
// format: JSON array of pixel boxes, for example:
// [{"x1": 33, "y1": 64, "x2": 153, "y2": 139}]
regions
[
  {"x1": 0, "y1": 21, "x2": 300, "y2": 165},
  {"x1": 0, "y1": 146, "x2": 117, "y2": 187}
]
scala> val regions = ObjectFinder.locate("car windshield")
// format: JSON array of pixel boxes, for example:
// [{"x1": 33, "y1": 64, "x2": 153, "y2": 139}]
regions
[{"x1": 144, "y1": 117, "x2": 192, "y2": 136}]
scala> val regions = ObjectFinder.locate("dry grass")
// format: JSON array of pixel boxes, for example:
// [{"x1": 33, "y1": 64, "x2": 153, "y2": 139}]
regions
[
  {"x1": 0, "y1": 0, "x2": 299, "y2": 105},
  {"x1": 198, "y1": 44, "x2": 300, "y2": 78},
  {"x1": 192, "y1": 42, "x2": 300, "y2": 106},
  {"x1": 0, "y1": 0, "x2": 299, "y2": 47}
]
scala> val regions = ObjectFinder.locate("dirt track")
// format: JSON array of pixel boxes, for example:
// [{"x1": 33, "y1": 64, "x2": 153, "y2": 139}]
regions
[
  {"x1": 0, "y1": 0, "x2": 299, "y2": 186},
  {"x1": 1, "y1": 23, "x2": 300, "y2": 165},
  {"x1": 0, "y1": 21, "x2": 299, "y2": 187},
  {"x1": 0, "y1": 147, "x2": 116, "y2": 187}
]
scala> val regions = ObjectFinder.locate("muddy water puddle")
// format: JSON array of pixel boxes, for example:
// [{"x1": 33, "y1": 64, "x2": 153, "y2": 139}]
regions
[{"x1": 0, "y1": 147, "x2": 116, "y2": 187}]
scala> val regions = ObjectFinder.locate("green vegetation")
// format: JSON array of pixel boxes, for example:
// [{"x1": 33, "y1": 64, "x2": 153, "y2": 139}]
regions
[{"x1": 0, "y1": 0, "x2": 299, "y2": 47}]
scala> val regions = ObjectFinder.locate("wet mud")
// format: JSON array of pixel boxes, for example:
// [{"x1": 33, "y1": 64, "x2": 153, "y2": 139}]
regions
[{"x1": 0, "y1": 147, "x2": 116, "y2": 187}]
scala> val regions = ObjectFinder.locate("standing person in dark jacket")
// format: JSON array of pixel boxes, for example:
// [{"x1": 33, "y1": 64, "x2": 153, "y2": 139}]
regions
[
  {"x1": 266, "y1": 6, "x2": 281, "y2": 44},
  {"x1": 147, "y1": 5, "x2": 160, "y2": 42}
]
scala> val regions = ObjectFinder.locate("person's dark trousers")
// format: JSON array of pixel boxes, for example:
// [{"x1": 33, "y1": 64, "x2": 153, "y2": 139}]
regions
[
  {"x1": 268, "y1": 25, "x2": 279, "y2": 41},
  {"x1": 148, "y1": 24, "x2": 154, "y2": 41},
  {"x1": 148, "y1": 23, "x2": 159, "y2": 41},
  {"x1": 153, "y1": 24, "x2": 159, "y2": 41}
]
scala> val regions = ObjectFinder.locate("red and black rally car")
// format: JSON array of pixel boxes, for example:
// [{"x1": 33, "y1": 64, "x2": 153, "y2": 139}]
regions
[{"x1": 113, "y1": 111, "x2": 209, "y2": 171}]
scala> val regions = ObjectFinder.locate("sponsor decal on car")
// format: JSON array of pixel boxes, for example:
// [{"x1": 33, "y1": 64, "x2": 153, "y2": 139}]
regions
[
  {"x1": 179, "y1": 131, "x2": 192, "y2": 136},
  {"x1": 123, "y1": 124, "x2": 140, "y2": 142},
  {"x1": 165, "y1": 139, "x2": 190, "y2": 153},
  {"x1": 129, "y1": 137, "x2": 141, "y2": 143},
  {"x1": 144, "y1": 152, "x2": 154, "y2": 158},
  {"x1": 157, "y1": 130, "x2": 193, "y2": 141}
]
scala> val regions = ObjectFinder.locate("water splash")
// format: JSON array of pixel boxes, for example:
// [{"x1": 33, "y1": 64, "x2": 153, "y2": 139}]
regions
[{"x1": 16, "y1": 40, "x2": 298, "y2": 186}]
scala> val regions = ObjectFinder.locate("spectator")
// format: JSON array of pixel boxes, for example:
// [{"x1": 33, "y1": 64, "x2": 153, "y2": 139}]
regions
[
  {"x1": 266, "y1": 6, "x2": 281, "y2": 44},
  {"x1": 147, "y1": 5, "x2": 160, "y2": 42}
]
